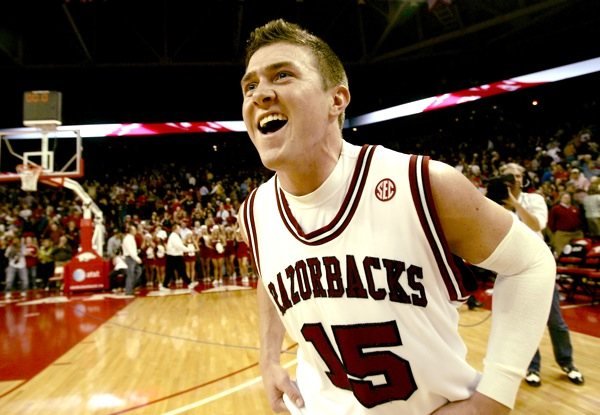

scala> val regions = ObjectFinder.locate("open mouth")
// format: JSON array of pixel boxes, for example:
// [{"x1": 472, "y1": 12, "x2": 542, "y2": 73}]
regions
[{"x1": 258, "y1": 114, "x2": 288, "y2": 135}]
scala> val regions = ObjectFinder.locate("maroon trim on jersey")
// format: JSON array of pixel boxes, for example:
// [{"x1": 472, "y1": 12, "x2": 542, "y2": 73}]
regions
[
  {"x1": 242, "y1": 189, "x2": 262, "y2": 278},
  {"x1": 276, "y1": 144, "x2": 376, "y2": 246},
  {"x1": 409, "y1": 155, "x2": 469, "y2": 302}
]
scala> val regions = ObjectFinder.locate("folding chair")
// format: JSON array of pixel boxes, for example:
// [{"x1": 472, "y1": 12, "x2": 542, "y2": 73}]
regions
[{"x1": 557, "y1": 241, "x2": 600, "y2": 304}]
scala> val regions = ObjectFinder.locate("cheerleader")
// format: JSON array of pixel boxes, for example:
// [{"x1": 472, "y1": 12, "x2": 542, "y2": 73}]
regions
[
  {"x1": 210, "y1": 225, "x2": 226, "y2": 286},
  {"x1": 224, "y1": 225, "x2": 236, "y2": 280},
  {"x1": 199, "y1": 225, "x2": 212, "y2": 283},
  {"x1": 154, "y1": 229, "x2": 167, "y2": 288},
  {"x1": 234, "y1": 223, "x2": 251, "y2": 283},
  {"x1": 183, "y1": 233, "x2": 198, "y2": 283},
  {"x1": 144, "y1": 239, "x2": 157, "y2": 287}
]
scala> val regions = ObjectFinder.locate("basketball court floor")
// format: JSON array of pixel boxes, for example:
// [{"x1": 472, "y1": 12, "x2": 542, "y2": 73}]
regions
[{"x1": 0, "y1": 280, "x2": 598, "y2": 414}]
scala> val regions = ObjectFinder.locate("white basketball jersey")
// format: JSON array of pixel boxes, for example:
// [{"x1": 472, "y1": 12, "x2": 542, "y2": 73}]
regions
[{"x1": 242, "y1": 142, "x2": 479, "y2": 414}]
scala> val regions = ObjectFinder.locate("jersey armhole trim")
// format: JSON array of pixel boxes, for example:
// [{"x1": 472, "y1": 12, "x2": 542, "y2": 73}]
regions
[
  {"x1": 242, "y1": 189, "x2": 262, "y2": 278},
  {"x1": 408, "y1": 155, "x2": 470, "y2": 302}
]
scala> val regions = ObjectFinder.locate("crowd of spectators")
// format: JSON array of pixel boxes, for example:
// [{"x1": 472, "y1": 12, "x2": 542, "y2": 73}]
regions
[
  {"x1": 0, "y1": 158, "x2": 269, "y2": 294},
  {"x1": 0, "y1": 94, "x2": 598, "y2": 295}
]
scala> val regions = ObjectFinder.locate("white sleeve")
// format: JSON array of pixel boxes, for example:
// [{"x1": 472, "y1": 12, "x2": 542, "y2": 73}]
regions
[
  {"x1": 121, "y1": 236, "x2": 133, "y2": 257},
  {"x1": 473, "y1": 215, "x2": 556, "y2": 409},
  {"x1": 123, "y1": 235, "x2": 142, "y2": 263},
  {"x1": 520, "y1": 192, "x2": 548, "y2": 231}
]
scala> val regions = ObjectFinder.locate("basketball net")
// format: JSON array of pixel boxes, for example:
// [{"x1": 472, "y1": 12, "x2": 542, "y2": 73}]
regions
[{"x1": 16, "y1": 164, "x2": 43, "y2": 192}]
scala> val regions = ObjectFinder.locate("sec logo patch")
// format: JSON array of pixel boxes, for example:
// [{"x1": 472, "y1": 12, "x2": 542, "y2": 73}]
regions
[{"x1": 375, "y1": 178, "x2": 396, "y2": 201}]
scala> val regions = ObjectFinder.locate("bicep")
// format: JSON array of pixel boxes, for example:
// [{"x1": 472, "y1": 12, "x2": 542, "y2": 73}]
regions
[{"x1": 429, "y1": 160, "x2": 513, "y2": 264}]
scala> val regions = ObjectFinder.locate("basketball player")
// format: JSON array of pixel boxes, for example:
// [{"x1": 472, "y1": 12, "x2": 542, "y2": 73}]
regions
[{"x1": 238, "y1": 20, "x2": 555, "y2": 414}]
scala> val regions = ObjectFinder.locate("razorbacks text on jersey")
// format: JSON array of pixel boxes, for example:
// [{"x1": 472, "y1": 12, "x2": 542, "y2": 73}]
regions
[{"x1": 242, "y1": 141, "x2": 479, "y2": 414}]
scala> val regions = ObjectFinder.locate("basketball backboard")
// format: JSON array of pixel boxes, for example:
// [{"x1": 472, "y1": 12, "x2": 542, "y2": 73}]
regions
[{"x1": 0, "y1": 125, "x2": 83, "y2": 184}]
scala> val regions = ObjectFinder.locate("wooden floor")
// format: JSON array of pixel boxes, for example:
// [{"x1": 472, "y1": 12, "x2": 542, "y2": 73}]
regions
[{"x1": 0, "y1": 287, "x2": 598, "y2": 415}]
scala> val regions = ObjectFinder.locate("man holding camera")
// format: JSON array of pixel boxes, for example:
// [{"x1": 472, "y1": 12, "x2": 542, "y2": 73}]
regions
[
  {"x1": 498, "y1": 163, "x2": 584, "y2": 387},
  {"x1": 499, "y1": 166, "x2": 547, "y2": 237}
]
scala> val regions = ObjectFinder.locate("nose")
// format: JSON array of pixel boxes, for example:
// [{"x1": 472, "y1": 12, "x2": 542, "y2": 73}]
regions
[{"x1": 252, "y1": 85, "x2": 276, "y2": 107}]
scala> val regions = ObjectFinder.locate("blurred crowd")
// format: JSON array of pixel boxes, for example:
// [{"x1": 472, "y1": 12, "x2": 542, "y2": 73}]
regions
[{"x1": 0, "y1": 114, "x2": 598, "y2": 295}]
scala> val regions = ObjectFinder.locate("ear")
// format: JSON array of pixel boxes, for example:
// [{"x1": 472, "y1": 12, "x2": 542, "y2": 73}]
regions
[{"x1": 330, "y1": 84, "x2": 351, "y2": 119}]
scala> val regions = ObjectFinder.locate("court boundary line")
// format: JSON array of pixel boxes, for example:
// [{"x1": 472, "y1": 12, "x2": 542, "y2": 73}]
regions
[
  {"x1": 108, "y1": 343, "x2": 298, "y2": 415},
  {"x1": 163, "y1": 359, "x2": 298, "y2": 415},
  {"x1": 0, "y1": 380, "x2": 28, "y2": 400},
  {"x1": 107, "y1": 362, "x2": 260, "y2": 415}
]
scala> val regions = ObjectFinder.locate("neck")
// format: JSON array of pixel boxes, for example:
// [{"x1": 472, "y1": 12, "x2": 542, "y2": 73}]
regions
[{"x1": 277, "y1": 138, "x2": 343, "y2": 196}]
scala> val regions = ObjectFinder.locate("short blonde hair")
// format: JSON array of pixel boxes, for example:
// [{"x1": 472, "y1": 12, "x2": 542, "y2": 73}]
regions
[
  {"x1": 244, "y1": 19, "x2": 348, "y2": 129},
  {"x1": 499, "y1": 163, "x2": 525, "y2": 175}
]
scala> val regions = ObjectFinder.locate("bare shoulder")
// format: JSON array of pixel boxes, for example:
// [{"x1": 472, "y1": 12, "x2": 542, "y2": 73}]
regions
[{"x1": 428, "y1": 160, "x2": 512, "y2": 264}]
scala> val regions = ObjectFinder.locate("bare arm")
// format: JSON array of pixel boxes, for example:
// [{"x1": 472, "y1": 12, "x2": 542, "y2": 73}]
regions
[
  {"x1": 238, "y1": 202, "x2": 304, "y2": 413},
  {"x1": 257, "y1": 282, "x2": 303, "y2": 412},
  {"x1": 429, "y1": 161, "x2": 555, "y2": 411},
  {"x1": 429, "y1": 160, "x2": 512, "y2": 264},
  {"x1": 257, "y1": 282, "x2": 288, "y2": 367}
]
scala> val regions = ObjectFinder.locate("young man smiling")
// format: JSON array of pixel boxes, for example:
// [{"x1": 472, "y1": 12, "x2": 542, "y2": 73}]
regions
[{"x1": 239, "y1": 19, "x2": 556, "y2": 415}]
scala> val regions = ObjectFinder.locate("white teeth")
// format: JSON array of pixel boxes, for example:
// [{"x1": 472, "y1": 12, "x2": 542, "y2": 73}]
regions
[{"x1": 259, "y1": 113, "x2": 288, "y2": 128}]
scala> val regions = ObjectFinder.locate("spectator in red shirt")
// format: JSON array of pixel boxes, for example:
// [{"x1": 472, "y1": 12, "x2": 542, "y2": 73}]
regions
[
  {"x1": 551, "y1": 163, "x2": 570, "y2": 185},
  {"x1": 548, "y1": 192, "x2": 584, "y2": 255},
  {"x1": 24, "y1": 234, "x2": 39, "y2": 288}
]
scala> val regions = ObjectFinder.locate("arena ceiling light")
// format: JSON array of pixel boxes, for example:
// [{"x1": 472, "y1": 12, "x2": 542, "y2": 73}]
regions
[{"x1": 1, "y1": 56, "x2": 599, "y2": 139}]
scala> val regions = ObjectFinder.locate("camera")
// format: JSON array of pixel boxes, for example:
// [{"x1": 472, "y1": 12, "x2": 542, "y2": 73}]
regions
[{"x1": 486, "y1": 173, "x2": 515, "y2": 204}]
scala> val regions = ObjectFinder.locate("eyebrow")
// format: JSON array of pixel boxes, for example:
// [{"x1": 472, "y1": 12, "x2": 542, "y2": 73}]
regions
[{"x1": 241, "y1": 61, "x2": 295, "y2": 86}]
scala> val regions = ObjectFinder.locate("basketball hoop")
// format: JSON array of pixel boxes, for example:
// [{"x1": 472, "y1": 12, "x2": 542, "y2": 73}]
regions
[{"x1": 16, "y1": 164, "x2": 43, "y2": 191}]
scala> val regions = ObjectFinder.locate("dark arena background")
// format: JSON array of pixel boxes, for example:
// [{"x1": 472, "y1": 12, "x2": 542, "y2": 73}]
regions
[{"x1": 0, "y1": 0, "x2": 598, "y2": 173}]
